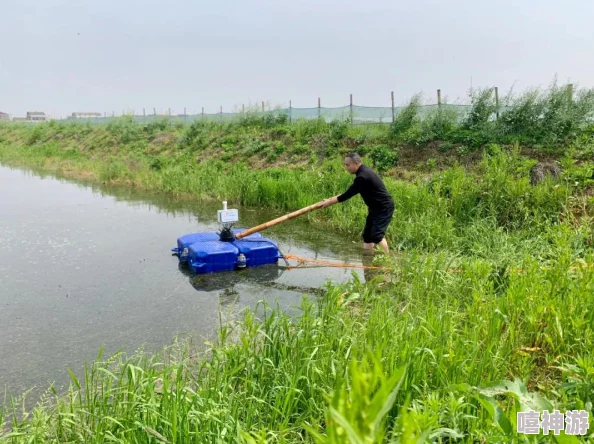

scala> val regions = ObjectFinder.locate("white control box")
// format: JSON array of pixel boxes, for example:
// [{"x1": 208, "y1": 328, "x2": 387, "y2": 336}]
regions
[
  {"x1": 217, "y1": 201, "x2": 238, "y2": 223},
  {"x1": 217, "y1": 209, "x2": 239, "y2": 223}
]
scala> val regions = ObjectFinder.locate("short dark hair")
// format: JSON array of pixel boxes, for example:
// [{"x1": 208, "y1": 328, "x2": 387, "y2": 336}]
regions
[{"x1": 345, "y1": 152, "x2": 362, "y2": 163}]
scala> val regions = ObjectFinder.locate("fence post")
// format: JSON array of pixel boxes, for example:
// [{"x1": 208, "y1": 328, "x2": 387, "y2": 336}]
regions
[
  {"x1": 202, "y1": 107, "x2": 204, "y2": 121},
  {"x1": 262, "y1": 101, "x2": 265, "y2": 113},
  {"x1": 350, "y1": 94, "x2": 353, "y2": 126},
  {"x1": 184, "y1": 107, "x2": 187, "y2": 123},
  {"x1": 289, "y1": 100, "x2": 292, "y2": 124},
  {"x1": 143, "y1": 108, "x2": 146, "y2": 117},
  {"x1": 391, "y1": 91, "x2": 395, "y2": 123},
  {"x1": 220, "y1": 105, "x2": 223, "y2": 122},
  {"x1": 318, "y1": 97, "x2": 321, "y2": 120},
  {"x1": 437, "y1": 89, "x2": 442, "y2": 107},
  {"x1": 568, "y1": 84, "x2": 574, "y2": 102},
  {"x1": 153, "y1": 108, "x2": 156, "y2": 117},
  {"x1": 494, "y1": 86, "x2": 500, "y2": 120},
  {"x1": 242, "y1": 104, "x2": 245, "y2": 114}
]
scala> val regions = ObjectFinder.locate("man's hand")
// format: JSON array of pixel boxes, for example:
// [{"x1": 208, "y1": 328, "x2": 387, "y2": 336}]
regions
[{"x1": 320, "y1": 197, "x2": 337, "y2": 208}]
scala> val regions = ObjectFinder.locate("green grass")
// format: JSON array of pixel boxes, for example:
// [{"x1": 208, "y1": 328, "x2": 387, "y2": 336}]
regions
[
  {"x1": 1, "y1": 89, "x2": 594, "y2": 441},
  {"x1": 0, "y1": 135, "x2": 592, "y2": 264},
  {"x1": 2, "y1": 253, "x2": 593, "y2": 442},
  {"x1": 2, "y1": 80, "x2": 594, "y2": 171}
]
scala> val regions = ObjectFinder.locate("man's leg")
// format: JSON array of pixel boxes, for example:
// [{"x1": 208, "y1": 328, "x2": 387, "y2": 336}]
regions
[
  {"x1": 362, "y1": 239, "x2": 389, "y2": 254},
  {"x1": 362, "y1": 212, "x2": 375, "y2": 251},
  {"x1": 377, "y1": 238, "x2": 389, "y2": 254}
]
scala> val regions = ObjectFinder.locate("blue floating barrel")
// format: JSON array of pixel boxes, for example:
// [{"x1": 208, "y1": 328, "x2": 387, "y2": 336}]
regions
[
  {"x1": 234, "y1": 238, "x2": 281, "y2": 268},
  {"x1": 175, "y1": 228, "x2": 262, "y2": 262},
  {"x1": 187, "y1": 241, "x2": 239, "y2": 274},
  {"x1": 172, "y1": 229, "x2": 280, "y2": 274}
]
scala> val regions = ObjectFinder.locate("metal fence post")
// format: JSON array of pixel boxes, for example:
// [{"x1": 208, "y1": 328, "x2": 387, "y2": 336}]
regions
[
  {"x1": 391, "y1": 91, "x2": 395, "y2": 123},
  {"x1": 495, "y1": 87, "x2": 500, "y2": 119},
  {"x1": 318, "y1": 97, "x2": 321, "y2": 120},
  {"x1": 350, "y1": 94, "x2": 353, "y2": 126}
]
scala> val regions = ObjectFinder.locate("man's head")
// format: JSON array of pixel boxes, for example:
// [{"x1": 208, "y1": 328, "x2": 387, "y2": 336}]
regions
[{"x1": 344, "y1": 152, "x2": 362, "y2": 174}]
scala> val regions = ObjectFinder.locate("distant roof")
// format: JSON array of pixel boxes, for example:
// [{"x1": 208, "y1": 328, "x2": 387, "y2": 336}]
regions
[
  {"x1": 0, "y1": 111, "x2": 9, "y2": 115},
  {"x1": 26, "y1": 111, "x2": 46, "y2": 115}
]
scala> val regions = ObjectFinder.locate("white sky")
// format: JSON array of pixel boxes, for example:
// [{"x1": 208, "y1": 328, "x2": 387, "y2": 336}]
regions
[{"x1": 1, "y1": 0, "x2": 592, "y2": 118}]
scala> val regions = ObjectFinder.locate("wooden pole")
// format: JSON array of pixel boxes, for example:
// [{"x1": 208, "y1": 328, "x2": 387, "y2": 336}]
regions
[
  {"x1": 143, "y1": 108, "x2": 146, "y2": 117},
  {"x1": 153, "y1": 107, "x2": 156, "y2": 116},
  {"x1": 289, "y1": 100, "x2": 292, "y2": 124},
  {"x1": 202, "y1": 107, "x2": 204, "y2": 120},
  {"x1": 391, "y1": 91, "x2": 395, "y2": 123},
  {"x1": 437, "y1": 89, "x2": 442, "y2": 107},
  {"x1": 235, "y1": 201, "x2": 325, "y2": 239},
  {"x1": 242, "y1": 104, "x2": 245, "y2": 113},
  {"x1": 568, "y1": 83, "x2": 574, "y2": 102},
  {"x1": 494, "y1": 86, "x2": 499, "y2": 119},
  {"x1": 262, "y1": 101, "x2": 265, "y2": 112}
]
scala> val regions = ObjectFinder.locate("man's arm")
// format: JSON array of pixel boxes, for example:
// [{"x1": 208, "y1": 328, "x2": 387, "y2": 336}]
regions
[{"x1": 320, "y1": 177, "x2": 363, "y2": 208}]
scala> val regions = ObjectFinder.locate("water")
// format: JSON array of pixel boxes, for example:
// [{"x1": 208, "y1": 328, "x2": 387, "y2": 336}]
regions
[{"x1": 0, "y1": 164, "x2": 372, "y2": 403}]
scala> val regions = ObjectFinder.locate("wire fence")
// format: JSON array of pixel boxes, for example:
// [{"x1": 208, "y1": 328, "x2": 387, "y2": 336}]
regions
[
  {"x1": 6, "y1": 85, "x2": 575, "y2": 125},
  {"x1": 58, "y1": 104, "x2": 478, "y2": 126}
]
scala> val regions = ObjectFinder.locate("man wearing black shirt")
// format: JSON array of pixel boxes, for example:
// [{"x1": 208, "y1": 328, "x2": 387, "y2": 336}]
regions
[{"x1": 320, "y1": 153, "x2": 394, "y2": 254}]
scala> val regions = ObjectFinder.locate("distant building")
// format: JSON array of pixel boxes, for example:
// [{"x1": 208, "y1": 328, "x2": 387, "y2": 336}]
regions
[
  {"x1": 0, "y1": 112, "x2": 10, "y2": 121},
  {"x1": 12, "y1": 117, "x2": 26, "y2": 122},
  {"x1": 69, "y1": 112, "x2": 102, "y2": 119},
  {"x1": 26, "y1": 111, "x2": 47, "y2": 122}
]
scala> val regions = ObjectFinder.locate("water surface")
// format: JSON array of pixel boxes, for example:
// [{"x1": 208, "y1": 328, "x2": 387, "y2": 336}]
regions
[{"x1": 0, "y1": 164, "x2": 371, "y2": 402}]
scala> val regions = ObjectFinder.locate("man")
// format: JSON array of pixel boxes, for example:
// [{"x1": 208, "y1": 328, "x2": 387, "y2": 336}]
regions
[{"x1": 320, "y1": 153, "x2": 394, "y2": 254}]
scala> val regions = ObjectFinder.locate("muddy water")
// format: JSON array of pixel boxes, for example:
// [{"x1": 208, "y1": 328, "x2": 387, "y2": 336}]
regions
[{"x1": 0, "y1": 164, "x2": 373, "y2": 403}]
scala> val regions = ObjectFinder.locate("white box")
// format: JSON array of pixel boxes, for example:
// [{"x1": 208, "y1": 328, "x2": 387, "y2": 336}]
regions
[{"x1": 217, "y1": 209, "x2": 239, "y2": 223}]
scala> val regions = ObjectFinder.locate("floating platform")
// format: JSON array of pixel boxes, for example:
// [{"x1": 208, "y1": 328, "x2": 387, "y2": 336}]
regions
[{"x1": 172, "y1": 228, "x2": 282, "y2": 274}]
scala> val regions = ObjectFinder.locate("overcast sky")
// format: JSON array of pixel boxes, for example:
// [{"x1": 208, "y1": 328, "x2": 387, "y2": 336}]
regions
[{"x1": 1, "y1": 0, "x2": 593, "y2": 118}]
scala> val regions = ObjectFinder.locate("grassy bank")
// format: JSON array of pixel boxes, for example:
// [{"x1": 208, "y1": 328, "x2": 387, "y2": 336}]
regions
[
  {"x1": 2, "y1": 253, "x2": 594, "y2": 442},
  {"x1": 1, "y1": 81, "x2": 594, "y2": 442},
  {"x1": 0, "y1": 131, "x2": 592, "y2": 265}
]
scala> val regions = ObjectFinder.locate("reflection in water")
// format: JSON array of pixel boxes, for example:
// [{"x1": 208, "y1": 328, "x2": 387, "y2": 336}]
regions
[{"x1": 179, "y1": 262, "x2": 325, "y2": 305}]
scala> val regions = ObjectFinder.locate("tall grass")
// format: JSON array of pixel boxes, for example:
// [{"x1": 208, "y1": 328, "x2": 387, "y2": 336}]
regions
[
  {"x1": 2, "y1": 252, "x2": 593, "y2": 442},
  {"x1": 1, "y1": 136, "x2": 592, "y2": 264},
  {"x1": 2, "y1": 81, "x2": 594, "y2": 170},
  {"x1": 1, "y1": 89, "x2": 594, "y2": 442}
]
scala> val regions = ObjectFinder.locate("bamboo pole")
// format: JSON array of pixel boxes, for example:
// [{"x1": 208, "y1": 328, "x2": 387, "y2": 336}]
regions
[{"x1": 234, "y1": 201, "x2": 325, "y2": 239}]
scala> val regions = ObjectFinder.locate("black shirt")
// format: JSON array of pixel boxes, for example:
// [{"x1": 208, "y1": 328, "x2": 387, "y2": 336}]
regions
[{"x1": 337, "y1": 164, "x2": 394, "y2": 212}]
